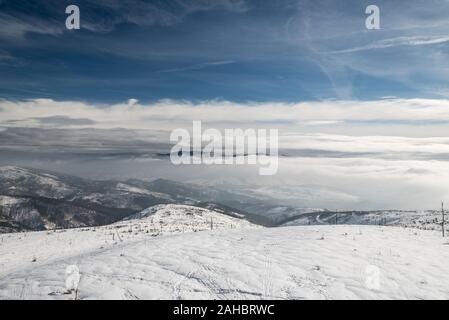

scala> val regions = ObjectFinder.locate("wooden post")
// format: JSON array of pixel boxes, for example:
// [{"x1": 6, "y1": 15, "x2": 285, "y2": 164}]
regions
[{"x1": 442, "y1": 202, "x2": 445, "y2": 238}]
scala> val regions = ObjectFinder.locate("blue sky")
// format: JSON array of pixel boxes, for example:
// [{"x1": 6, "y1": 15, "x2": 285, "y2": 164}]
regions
[{"x1": 1, "y1": 0, "x2": 449, "y2": 103}]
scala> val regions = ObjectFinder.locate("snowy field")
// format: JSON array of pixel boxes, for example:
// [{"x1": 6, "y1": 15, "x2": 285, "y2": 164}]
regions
[{"x1": 1, "y1": 218, "x2": 449, "y2": 299}]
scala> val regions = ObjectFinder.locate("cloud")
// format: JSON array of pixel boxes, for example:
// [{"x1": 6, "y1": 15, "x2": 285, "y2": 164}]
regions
[
  {"x1": 3, "y1": 98, "x2": 449, "y2": 165},
  {"x1": 2, "y1": 98, "x2": 449, "y2": 131},
  {"x1": 127, "y1": 99, "x2": 139, "y2": 106},
  {"x1": 1, "y1": 97, "x2": 449, "y2": 210},
  {"x1": 0, "y1": 11, "x2": 63, "y2": 40},
  {"x1": 1, "y1": 130, "x2": 447, "y2": 210},
  {"x1": 31, "y1": 116, "x2": 97, "y2": 126},
  {"x1": 281, "y1": 134, "x2": 449, "y2": 156},
  {"x1": 157, "y1": 60, "x2": 236, "y2": 73},
  {"x1": 275, "y1": 155, "x2": 449, "y2": 209},
  {"x1": 331, "y1": 35, "x2": 449, "y2": 54},
  {"x1": 0, "y1": 0, "x2": 250, "y2": 38}
]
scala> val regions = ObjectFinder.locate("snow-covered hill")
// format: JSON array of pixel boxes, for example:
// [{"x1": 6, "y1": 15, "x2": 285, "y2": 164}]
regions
[
  {"x1": 0, "y1": 166, "x2": 74, "y2": 199},
  {"x1": 1, "y1": 223, "x2": 449, "y2": 300},
  {"x1": 0, "y1": 204, "x2": 257, "y2": 279},
  {"x1": 119, "y1": 204, "x2": 256, "y2": 234},
  {"x1": 282, "y1": 210, "x2": 448, "y2": 233}
]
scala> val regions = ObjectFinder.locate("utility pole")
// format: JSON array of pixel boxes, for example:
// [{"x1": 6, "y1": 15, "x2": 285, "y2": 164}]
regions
[{"x1": 442, "y1": 202, "x2": 446, "y2": 238}]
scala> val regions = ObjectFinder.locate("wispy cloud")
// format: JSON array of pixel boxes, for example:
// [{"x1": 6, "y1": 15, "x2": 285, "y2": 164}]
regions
[
  {"x1": 0, "y1": 12, "x2": 63, "y2": 40},
  {"x1": 0, "y1": 49, "x2": 13, "y2": 61},
  {"x1": 157, "y1": 60, "x2": 236, "y2": 73},
  {"x1": 0, "y1": 0, "x2": 250, "y2": 39},
  {"x1": 331, "y1": 35, "x2": 449, "y2": 54}
]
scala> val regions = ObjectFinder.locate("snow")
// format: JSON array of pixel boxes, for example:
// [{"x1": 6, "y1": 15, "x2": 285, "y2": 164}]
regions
[
  {"x1": 0, "y1": 204, "x2": 256, "y2": 279},
  {"x1": 115, "y1": 183, "x2": 172, "y2": 199},
  {"x1": 120, "y1": 204, "x2": 257, "y2": 233},
  {"x1": 283, "y1": 210, "x2": 449, "y2": 233},
  {"x1": 0, "y1": 166, "x2": 72, "y2": 197},
  {"x1": 0, "y1": 195, "x2": 25, "y2": 206},
  {"x1": 1, "y1": 222, "x2": 449, "y2": 300}
]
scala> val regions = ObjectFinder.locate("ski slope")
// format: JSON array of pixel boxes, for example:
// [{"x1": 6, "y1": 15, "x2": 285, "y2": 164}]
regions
[{"x1": 1, "y1": 222, "x2": 449, "y2": 300}]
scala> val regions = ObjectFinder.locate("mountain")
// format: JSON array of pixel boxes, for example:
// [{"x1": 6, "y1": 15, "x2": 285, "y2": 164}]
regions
[
  {"x1": 128, "y1": 178, "x2": 327, "y2": 226},
  {"x1": 0, "y1": 166, "x2": 173, "y2": 231},
  {"x1": 128, "y1": 178, "x2": 264, "y2": 209},
  {"x1": 0, "y1": 212, "x2": 30, "y2": 233},
  {"x1": 0, "y1": 166, "x2": 173, "y2": 209},
  {"x1": 0, "y1": 166, "x2": 274, "y2": 232},
  {"x1": 0, "y1": 166, "x2": 329, "y2": 232}
]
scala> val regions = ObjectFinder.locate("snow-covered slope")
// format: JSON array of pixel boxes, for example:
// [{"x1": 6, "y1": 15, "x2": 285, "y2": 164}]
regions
[
  {"x1": 0, "y1": 166, "x2": 74, "y2": 199},
  {"x1": 282, "y1": 210, "x2": 449, "y2": 233},
  {"x1": 1, "y1": 224, "x2": 449, "y2": 300},
  {"x1": 0, "y1": 204, "x2": 257, "y2": 278},
  {"x1": 119, "y1": 204, "x2": 256, "y2": 234},
  {"x1": 0, "y1": 214, "x2": 30, "y2": 233}
]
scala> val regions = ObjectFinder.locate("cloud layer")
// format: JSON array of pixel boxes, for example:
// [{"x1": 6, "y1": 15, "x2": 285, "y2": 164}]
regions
[
  {"x1": 2, "y1": 98, "x2": 449, "y2": 129},
  {"x1": 1, "y1": 98, "x2": 449, "y2": 210}
]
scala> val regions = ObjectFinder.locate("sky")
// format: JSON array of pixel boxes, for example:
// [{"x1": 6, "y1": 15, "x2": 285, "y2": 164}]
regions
[
  {"x1": 1, "y1": 0, "x2": 449, "y2": 210},
  {"x1": 1, "y1": 0, "x2": 449, "y2": 102}
]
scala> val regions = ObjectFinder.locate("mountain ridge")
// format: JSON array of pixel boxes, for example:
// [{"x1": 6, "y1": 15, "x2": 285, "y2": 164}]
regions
[{"x1": 0, "y1": 166, "x2": 266, "y2": 232}]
